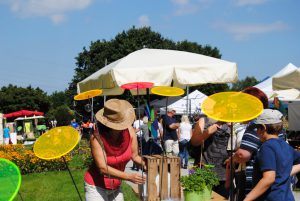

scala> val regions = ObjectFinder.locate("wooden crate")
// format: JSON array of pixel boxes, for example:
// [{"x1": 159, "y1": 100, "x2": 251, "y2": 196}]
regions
[{"x1": 143, "y1": 155, "x2": 181, "y2": 201}]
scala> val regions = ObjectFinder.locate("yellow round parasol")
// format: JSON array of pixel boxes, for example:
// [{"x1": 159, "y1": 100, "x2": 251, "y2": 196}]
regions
[
  {"x1": 201, "y1": 91, "x2": 263, "y2": 123},
  {"x1": 33, "y1": 126, "x2": 80, "y2": 160},
  {"x1": 74, "y1": 89, "x2": 102, "y2": 101},
  {"x1": 151, "y1": 86, "x2": 184, "y2": 97}
]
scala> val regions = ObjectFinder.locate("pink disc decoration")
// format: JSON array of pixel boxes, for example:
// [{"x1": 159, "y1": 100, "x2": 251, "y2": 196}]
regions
[{"x1": 120, "y1": 82, "x2": 154, "y2": 90}]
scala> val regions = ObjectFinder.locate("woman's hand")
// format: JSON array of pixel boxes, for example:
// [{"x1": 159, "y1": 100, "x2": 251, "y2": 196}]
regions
[{"x1": 127, "y1": 173, "x2": 146, "y2": 184}]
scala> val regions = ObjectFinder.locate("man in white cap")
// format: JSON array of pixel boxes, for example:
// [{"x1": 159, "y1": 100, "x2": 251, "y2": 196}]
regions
[{"x1": 245, "y1": 109, "x2": 300, "y2": 201}]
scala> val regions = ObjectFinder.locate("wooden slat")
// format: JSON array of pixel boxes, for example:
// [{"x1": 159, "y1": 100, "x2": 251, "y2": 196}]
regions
[
  {"x1": 147, "y1": 157, "x2": 159, "y2": 201},
  {"x1": 169, "y1": 157, "x2": 181, "y2": 199}
]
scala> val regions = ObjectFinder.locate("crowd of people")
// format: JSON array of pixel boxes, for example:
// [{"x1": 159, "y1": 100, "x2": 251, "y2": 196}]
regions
[{"x1": 72, "y1": 87, "x2": 300, "y2": 201}]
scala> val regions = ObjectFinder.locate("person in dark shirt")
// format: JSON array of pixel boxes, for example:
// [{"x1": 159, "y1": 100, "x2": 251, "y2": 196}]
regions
[
  {"x1": 162, "y1": 108, "x2": 180, "y2": 156},
  {"x1": 245, "y1": 109, "x2": 300, "y2": 201}
]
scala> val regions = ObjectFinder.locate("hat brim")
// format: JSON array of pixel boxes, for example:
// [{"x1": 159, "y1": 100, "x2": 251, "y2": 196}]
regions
[{"x1": 95, "y1": 101, "x2": 135, "y2": 130}]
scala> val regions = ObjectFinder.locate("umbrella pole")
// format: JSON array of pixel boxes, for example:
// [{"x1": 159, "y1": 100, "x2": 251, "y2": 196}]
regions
[
  {"x1": 159, "y1": 96, "x2": 169, "y2": 201},
  {"x1": 230, "y1": 122, "x2": 234, "y2": 201},
  {"x1": 18, "y1": 191, "x2": 24, "y2": 201},
  {"x1": 62, "y1": 156, "x2": 83, "y2": 201},
  {"x1": 137, "y1": 87, "x2": 145, "y2": 200},
  {"x1": 186, "y1": 86, "x2": 189, "y2": 116}
]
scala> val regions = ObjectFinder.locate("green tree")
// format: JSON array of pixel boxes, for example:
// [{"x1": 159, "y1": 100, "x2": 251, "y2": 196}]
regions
[
  {"x1": 0, "y1": 85, "x2": 50, "y2": 114},
  {"x1": 231, "y1": 76, "x2": 259, "y2": 91},
  {"x1": 53, "y1": 105, "x2": 74, "y2": 126},
  {"x1": 68, "y1": 26, "x2": 228, "y2": 104},
  {"x1": 49, "y1": 91, "x2": 71, "y2": 109}
]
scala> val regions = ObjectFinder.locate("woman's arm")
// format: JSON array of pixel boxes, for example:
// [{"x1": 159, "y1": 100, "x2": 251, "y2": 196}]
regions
[
  {"x1": 190, "y1": 118, "x2": 219, "y2": 146},
  {"x1": 244, "y1": 170, "x2": 275, "y2": 201},
  {"x1": 291, "y1": 164, "x2": 300, "y2": 176},
  {"x1": 91, "y1": 132, "x2": 145, "y2": 184}
]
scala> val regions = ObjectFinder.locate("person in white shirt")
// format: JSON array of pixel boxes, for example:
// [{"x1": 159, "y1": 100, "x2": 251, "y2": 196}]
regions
[{"x1": 178, "y1": 115, "x2": 192, "y2": 169}]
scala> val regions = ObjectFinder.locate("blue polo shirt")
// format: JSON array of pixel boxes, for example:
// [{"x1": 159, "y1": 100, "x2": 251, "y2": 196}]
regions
[
  {"x1": 253, "y1": 138, "x2": 300, "y2": 201},
  {"x1": 3, "y1": 127, "x2": 10, "y2": 138}
]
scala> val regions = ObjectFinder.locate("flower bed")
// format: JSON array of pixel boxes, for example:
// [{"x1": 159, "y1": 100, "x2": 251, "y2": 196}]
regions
[{"x1": 0, "y1": 144, "x2": 70, "y2": 174}]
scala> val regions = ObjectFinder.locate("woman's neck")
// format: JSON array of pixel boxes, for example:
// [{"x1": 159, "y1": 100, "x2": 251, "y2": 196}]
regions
[{"x1": 110, "y1": 130, "x2": 122, "y2": 140}]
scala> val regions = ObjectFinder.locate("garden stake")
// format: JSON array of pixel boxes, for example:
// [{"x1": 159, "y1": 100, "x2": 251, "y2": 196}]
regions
[{"x1": 62, "y1": 156, "x2": 83, "y2": 201}]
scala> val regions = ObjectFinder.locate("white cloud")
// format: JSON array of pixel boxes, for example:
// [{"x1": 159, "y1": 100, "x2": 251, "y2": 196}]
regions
[
  {"x1": 213, "y1": 21, "x2": 288, "y2": 40},
  {"x1": 2, "y1": 0, "x2": 93, "y2": 24},
  {"x1": 138, "y1": 15, "x2": 150, "y2": 27},
  {"x1": 170, "y1": 0, "x2": 212, "y2": 16},
  {"x1": 171, "y1": 0, "x2": 190, "y2": 6},
  {"x1": 233, "y1": 0, "x2": 268, "y2": 6},
  {"x1": 51, "y1": 14, "x2": 66, "y2": 25}
]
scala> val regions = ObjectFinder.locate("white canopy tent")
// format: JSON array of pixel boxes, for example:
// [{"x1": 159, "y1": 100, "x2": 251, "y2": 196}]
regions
[
  {"x1": 254, "y1": 63, "x2": 298, "y2": 99},
  {"x1": 77, "y1": 48, "x2": 238, "y2": 95},
  {"x1": 159, "y1": 90, "x2": 207, "y2": 115},
  {"x1": 273, "y1": 67, "x2": 300, "y2": 91}
]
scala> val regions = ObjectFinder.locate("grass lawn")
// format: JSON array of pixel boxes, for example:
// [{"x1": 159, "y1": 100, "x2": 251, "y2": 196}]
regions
[{"x1": 13, "y1": 169, "x2": 140, "y2": 201}]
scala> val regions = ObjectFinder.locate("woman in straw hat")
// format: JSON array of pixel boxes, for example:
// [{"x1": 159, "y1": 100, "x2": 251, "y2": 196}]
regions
[{"x1": 84, "y1": 99, "x2": 146, "y2": 201}]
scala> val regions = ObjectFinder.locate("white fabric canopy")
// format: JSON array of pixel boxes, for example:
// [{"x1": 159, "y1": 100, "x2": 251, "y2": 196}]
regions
[
  {"x1": 255, "y1": 63, "x2": 298, "y2": 99},
  {"x1": 77, "y1": 48, "x2": 238, "y2": 95},
  {"x1": 159, "y1": 90, "x2": 207, "y2": 115},
  {"x1": 273, "y1": 68, "x2": 300, "y2": 91}
]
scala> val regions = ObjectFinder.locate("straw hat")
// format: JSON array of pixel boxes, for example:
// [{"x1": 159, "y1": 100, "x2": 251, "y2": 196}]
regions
[{"x1": 95, "y1": 99, "x2": 135, "y2": 130}]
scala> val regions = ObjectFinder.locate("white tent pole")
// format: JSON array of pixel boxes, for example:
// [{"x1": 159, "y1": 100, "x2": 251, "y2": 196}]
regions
[{"x1": 186, "y1": 86, "x2": 189, "y2": 116}]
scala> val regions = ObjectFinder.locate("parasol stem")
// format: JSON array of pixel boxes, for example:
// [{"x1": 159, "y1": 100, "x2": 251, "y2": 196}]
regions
[
  {"x1": 62, "y1": 156, "x2": 83, "y2": 201},
  {"x1": 230, "y1": 122, "x2": 234, "y2": 201}
]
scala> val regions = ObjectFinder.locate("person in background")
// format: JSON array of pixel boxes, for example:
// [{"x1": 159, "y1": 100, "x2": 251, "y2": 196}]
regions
[
  {"x1": 245, "y1": 109, "x2": 300, "y2": 201},
  {"x1": 191, "y1": 114, "x2": 231, "y2": 198},
  {"x1": 84, "y1": 99, "x2": 146, "y2": 201},
  {"x1": 3, "y1": 124, "x2": 10, "y2": 145},
  {"x1": 81, "y1": 119, "x2": 91, "y2": 140},
  {"x1": 71, "y1": 119, "x2": 80, "y2": 131},
  {"x1": 139, "y1": 116, "x2": 152, "y2": 155},
  {"x1": 162, "y1": 108, "x2": 180, "y2": 156},
  {"x1": 178, "y1": 115, "x2": 192, "y2": 169}
]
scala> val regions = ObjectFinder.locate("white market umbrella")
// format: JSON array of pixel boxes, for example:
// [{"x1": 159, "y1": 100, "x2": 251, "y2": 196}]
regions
[{"x1": 77, "y1": 48, "x2": 238, "y2": 95}]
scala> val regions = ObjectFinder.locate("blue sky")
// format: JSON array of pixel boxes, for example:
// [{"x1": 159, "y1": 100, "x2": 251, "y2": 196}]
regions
[{"x1": 0, "y1": 0, "x2": 299, "y2": 94}]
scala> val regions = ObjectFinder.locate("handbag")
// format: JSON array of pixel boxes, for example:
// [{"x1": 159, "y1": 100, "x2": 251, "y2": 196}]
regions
[{"x1": 9, "y1": 138, "x2": 13, "y2": 144}]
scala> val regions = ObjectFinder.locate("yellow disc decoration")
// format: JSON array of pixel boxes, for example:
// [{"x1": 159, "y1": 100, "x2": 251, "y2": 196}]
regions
[
  {"x1": 34, "y1": 126, "x2": 80, "y2": 160},
  {"x1": 74, "y1": 89, "x2": 102, "y2": 101},
  {"x1": 151, "y1": 86, "x2": 185, "y2": 97},
  {"x1": 0, "y1": 159, "x2": 21, "y2": 201},
  {"x1": 201, "y1": 92, "x2": 263, "y2": 123}
]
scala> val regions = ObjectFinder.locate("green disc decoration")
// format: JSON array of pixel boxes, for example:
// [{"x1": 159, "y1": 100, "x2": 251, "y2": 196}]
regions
[
  {"x1": 201, "y1": 91, "x2": 263, "y2": 123},
  {"x1": 34, "y1": 126, "x2": 80, "y2": 160},
  {"x1": 151, "y1": 86, "x2": 185, "y2": 97},
  {"x1": 0, "y1": 158, "x2": 22, "y2": 201}
]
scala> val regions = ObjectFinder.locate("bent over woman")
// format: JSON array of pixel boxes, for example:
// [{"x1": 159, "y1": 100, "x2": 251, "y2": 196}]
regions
[{"x1": 84, "y1": 99, "x2": 146, "y2": 201}]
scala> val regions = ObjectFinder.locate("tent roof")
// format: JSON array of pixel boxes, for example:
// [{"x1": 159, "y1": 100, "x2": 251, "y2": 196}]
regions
[
  {"x1": 160, "y1": 90, "x2": 207, "y2": 115},
  {"x1": 4, "y1": 110, "x2": 44, "y2": 118},
  {"x1": 273, "y1": 68, "x2": 300, "y2": 91},
  {"x1": 254, "y1": 63, "x2": 298, "y2": 98}
]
